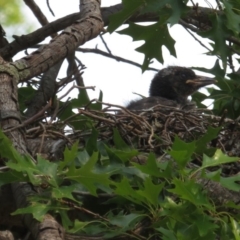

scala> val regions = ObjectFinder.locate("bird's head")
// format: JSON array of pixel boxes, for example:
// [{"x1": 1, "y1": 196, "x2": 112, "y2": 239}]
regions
[{"x1": 149, "y1": 66, "x2": 216, "y2": 104}]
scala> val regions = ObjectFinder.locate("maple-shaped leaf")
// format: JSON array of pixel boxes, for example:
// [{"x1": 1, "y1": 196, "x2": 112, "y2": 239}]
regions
[
  {"x1": 132, "y1": 152, "x2": 163, "y2": 177},
  {"x1": 168, "y1": 178, "x2": 212, "y2": 209},
  {"x1": 199, "y1": 14, "x2": 231, "y2": 69},
  {"x1": 119, "y1": 20, "x2": 176, "y2": 71},
  {"x1": 108, "y1": 0, "x2": 187, "y2": 32},
  {"x1": 108, "y1": 0, "x2": 142, "y2": 33},
  {"x1": 169, "y1": 136, "x2": 195, "y2": 169},
  {"x1": 113, "y1": 177, "x2": 146, "y2": 206},
  {"x1": 66, "y1": 152, "x2": 112, "y2": 196},
  {"x1": 136, "y1": 177, "x2": 164, "y2": 207},
  {"x1": 12, "y1": 202, "x2": 53, "y2": 222},
  {"x1": 222, "y1": 0, "x2": 240, "y2": 34},
  {"x1": 0, "y1": 170, "x2": 28, "y2": 186},
  {"x1": 108, "y1": 212, "x2": 145, "y2": 230},
  {"x1": 140, "y1": 0, "x2": 187, "y2": 25},
  {"x1": 202, "y1": 149, "x2": 239, "y2": 169}
]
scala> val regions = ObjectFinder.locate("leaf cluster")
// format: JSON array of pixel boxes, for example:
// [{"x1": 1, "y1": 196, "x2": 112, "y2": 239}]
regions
[
  {"x1": 108, "y1": 0, "x2": 240, "y2": 119},
  {"x1": 1, "y1": 124, "x2": 240, "y2": 239}
]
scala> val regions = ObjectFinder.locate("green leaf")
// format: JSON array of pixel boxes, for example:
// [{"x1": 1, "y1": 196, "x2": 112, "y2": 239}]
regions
[
  {"x1": 110, "y1": 149, "x2": 139, "y2": 163},
  {"x1": 195, "y1": 126, "x2": 220, "y2": 154},
  {"x1": 113, "y1": 128, "x2": 129, "y2": 150},
  {"x1": 104, "y1": 144, "x2": 138, "y2": 164},
  {"x1": 12, "y1": 202, "x2": 53, "y2": 221},
  {"x1": 156, "y1": 227, "x2": 177, "y2": 240},
  {"x1": 193, "y1": 60, "x2": 225, "y2": 79},
  {"x1": 72, "y1": 89, "x2": 90, "y2": 108},
  {"x1": 73, "y1": 90, "x2": 103, "y2": 111},
  {"x1": 69, "y1": 220, "x2": 99, "y2": 234},
  {"x1": 120, "y1": 165, "x2": 148, "y2": 179},
  {"x1": 58, "y1": 101, "x2": 74, "y2": 121},
  {"x1": 59, "y1": 141, "x2": 79, "y2": 171},
  {"x1": 86, "y1": 128, "x2": 98, "y2": 155},
  {"x1": 90, "y1": 90, "x2": 103, "y2": 110},
  {"x1": 136, "y1": 177, "x2": 164, "y2": 206},
  {"x1": 168, "y1": 178, "x2": 212, "y2": 208},
  {"x1": 202, "y1": 149, "x2": 239, "y2": 168},
  {"x1": 58, "y1": 210, "x2": 73, "y2": 229},
  {"x1": 0, "y1": 129, "x2": 23, "y2": 162},
  {"x1": 230, "y1": 217, "x2": 240, "y2": 240},
  {"x1": 36, "y1": 155, "x2": 58, "y2": 187},
  {"x1": 194, "y1": 214, "x2": 218, "y2": 237},
  {"x1": 76, "y1": 149, "x2": 90, "y2": 166},
  {"x1": 199, "y1": 14, "x2": 230, "y2": 69},
  {"x1": 108, "y1": 212, "x2": 144, "y2": 229},
  {"x1": 104, "y1": 145, "x2": 124, "y2": 163},
  {"x1": 52, "y1": 185, "x2": 77, "y2": 202},
  {"x1": 202, "y1": 169, "x2": 221, "y2": 182},
  {"x1": 66, "y1": 152, "x2": 112, "y2": 196},
  {"x1": 108, "y1": 0, "x2": 142, "y2": 32},
  {"x1": 114, "y1": 177, "x2": 146, "y2": 206},
  {"x1": 118, "y1": 19, "x2": 176, "y2": 71},
  {"x1": 222, "y1": 0, "x2": 240, "y2": 34},
  {"x1": 18, "y1": 86, "x2": 35, "y2": 112},
  {"x1": 140, "y1": 0, "x2": 187, "y2": 25},
  {"x1": 168, "y1": 136, "x2": 195, "y2": 168},
  {"x1": 220, "y1": 175, "x2": 240, "y2": 192},
  {"x1": 0, "y1": 170, "x2": 28, "y2": 186},
  {"x1": 132, "y1": 152, "x2": 163, "y2": 177},
  {"x1": 69, "y1": 115, "x2": 93, "y2": 131},
  {"x1": 191, "y1": 91, "x2": 208, "y2": 108},
  {"x1": 6, "y1": 155, "x2": 40, "y2": 185}
]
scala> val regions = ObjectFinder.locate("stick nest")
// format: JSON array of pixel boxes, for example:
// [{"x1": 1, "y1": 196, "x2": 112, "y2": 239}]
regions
[{"x1": 76, "y1": 105, "x2": 240, "y2": 157}]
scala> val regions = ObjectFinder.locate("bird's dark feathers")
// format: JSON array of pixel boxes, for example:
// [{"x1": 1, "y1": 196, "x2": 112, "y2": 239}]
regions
[
  {"x1": 126, "y1": 96, "x2": 179, "y2": 111},
  {"x1": 150, "y1": 67, "x2": 196, "y2": 104},
  {"x1": 126, "y1": 66, "x2": 215, "y2": 111}
]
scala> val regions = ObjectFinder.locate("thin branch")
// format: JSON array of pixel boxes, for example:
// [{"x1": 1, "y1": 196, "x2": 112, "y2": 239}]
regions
[
  {"x1": 227, "y1": 41, "x2": 235, "y2": 72},
  {"x1": 58, "y1": 84, "x2": 96, "y2": 101},
  {"x1": 100, "y1": 33, "x2": 112, "y2": 54},
  {"x1": 77, "y1": 47, "x2": 158, "y2": 72},
  {"x1": 46, "y1": 0, "x2": 55, "y2": 16},
  {"x1": 183, "y1": 24, "x2": 212, "y2": 52},
  {"x1": 0, "y1": 12, "x2": 82, "y2": 59},
  {"x1": 179, "y1": 19, "x2": 198, "y2": 32},
  {"x1": 4, "y1": 100, "x2": 52, "y2": 133},
  {"x1": 215, "y1": 0, "x2": 223, "y2": 10},
  {"x1": 23, "y1": 0, "x2": 57, "y2": 38}
]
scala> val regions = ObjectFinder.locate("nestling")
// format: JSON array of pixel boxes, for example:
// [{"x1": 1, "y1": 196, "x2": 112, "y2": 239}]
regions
[{"x1": 127, "y1": 66, "x2": 216, "y2": 111}]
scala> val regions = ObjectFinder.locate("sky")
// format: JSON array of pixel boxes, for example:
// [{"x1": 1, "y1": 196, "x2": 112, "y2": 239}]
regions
[{"x1": 14, "y1": 0, "x2": 232, "y2": 108}]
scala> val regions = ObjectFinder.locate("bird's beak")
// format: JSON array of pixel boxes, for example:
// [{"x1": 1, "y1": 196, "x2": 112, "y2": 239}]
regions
[{"x1": 186, "y1": 76, "x2": 217, "y2": 88}]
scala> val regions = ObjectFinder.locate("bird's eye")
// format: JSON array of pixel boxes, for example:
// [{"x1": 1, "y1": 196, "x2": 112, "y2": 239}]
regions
[{"x1": 181, "y1": 73, "x2": 186, "y2": 79}]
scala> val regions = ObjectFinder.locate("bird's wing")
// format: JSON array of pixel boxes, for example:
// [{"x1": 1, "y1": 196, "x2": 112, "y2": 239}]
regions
[{"x1": 126, "y1": 96, "x2": 179, "y2": 111}]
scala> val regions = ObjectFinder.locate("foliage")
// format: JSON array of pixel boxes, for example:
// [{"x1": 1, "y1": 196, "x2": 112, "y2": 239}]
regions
[
  {"x1": 1, "y1": 126, "x2": 240, "y2": 239},
  {"x1": 3, "y1": 0, "x2": 240, "y2": 239},
  {"x1": 0, "y1": 0, "x2": 24, "y2": 26},
  {"x1": 108, "y1": 0, "x2": 240, "y2": 119}
]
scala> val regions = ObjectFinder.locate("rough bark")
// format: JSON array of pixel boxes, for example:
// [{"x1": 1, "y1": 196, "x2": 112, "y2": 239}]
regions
[{"x1": 0, "y1": 0, "x2": 103, "y2": 239}]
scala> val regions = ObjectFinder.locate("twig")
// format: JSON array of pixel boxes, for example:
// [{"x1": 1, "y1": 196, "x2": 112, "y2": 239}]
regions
[
  {"x1": 77, "y1": 48, "x2": 158, "y2": 72},
  {"x1": 4, "y1": 100, "x2": 52, "y2": 133},
  {"x1": 227, "y1": 41, "x2": 235, "y2": 72},
  {"x1": 58, "y1": 84, "x2": 95, "y2": 101},
  {"x1": 38, "y1": 122, "x2": 46, "y2": 154},
  {"x1": 215, "y1": 0, "x2": 223, "y2": 10},
  {"x1": 46, "y1": 0, "x2": 55, "y2": 16},
  {"x1": 100, "y1": 33, "x2": 112, "y2": 54},
  {"x1": 182, "y1": 21, "x2": 212, "y2": 52}
]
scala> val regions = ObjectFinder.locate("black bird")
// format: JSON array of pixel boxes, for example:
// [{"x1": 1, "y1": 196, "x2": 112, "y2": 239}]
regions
[{"x1": 127, "y1": 66, "x2": 216, "y2": 111}]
